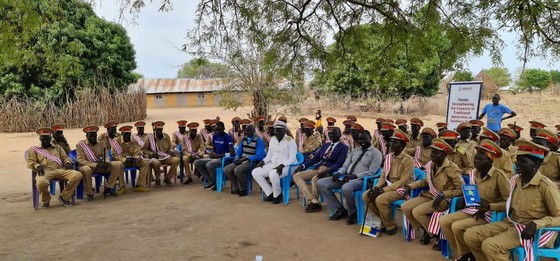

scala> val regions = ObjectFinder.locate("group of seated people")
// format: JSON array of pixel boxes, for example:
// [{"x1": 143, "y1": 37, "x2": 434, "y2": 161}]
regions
[{"x1": 26, "y1": 114, "x2": 560, "y2": 261}]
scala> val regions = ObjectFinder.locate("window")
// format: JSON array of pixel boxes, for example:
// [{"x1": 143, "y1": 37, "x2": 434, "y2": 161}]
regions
[
  {"x1": 198, "y1": 93, "x2": 205, "y2": 99},
  {"x1": 155, "y1": 94, "x2": 163, "y2": 99}
]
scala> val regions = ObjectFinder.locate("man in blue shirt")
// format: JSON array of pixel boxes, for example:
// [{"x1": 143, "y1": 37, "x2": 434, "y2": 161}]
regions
[
  {"x1": 478, "y1": 93, "x2": 517, "y2": 132},
  {"x1": 224, "y1": 124, "x2": 265, "y2": 196},
  {"x1": 193, "y1": 121, "x2": 235, "y2": 190}
]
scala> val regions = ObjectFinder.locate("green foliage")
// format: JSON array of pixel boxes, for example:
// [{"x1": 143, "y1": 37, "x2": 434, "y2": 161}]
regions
[
  {"x1": 517, "y1": 69, "x2": 551, "y2": 91},
  {"x1": 550, "y1": 70, "x2": 560, "y2": 85},
  {"x1": 485, "y1": 67, "x2": 512, "y2": 87},
  {"x1": 0, "y1": 0, "x2": 138, "y2": 104},
  {"x1": 176, "y1": 58, "x2": 230, "y2": 78},
  {"x1": 454, "y1": 71, "x2": 474, "y2": 82}
]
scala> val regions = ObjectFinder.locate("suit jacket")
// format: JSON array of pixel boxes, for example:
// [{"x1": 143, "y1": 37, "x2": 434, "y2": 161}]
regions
[{"x1": 302, "y1": 141, "x2": 349, "y2": 172}]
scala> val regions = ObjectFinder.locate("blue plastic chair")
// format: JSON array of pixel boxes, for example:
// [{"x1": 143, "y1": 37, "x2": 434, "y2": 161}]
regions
[
  {"x1": 260, "y1": 151, "x2": 304, "y2": 204},
  {"x1": 441, "y1": 175, "x2": 471, "y2": 258},
  {"x1": 215, "y1": 156, "x2": 234, "y2": 192},
  {"x1": 391, "y1": 168, "x2": 427, "y2": 241},
  {"x1": 69, "y1": 149, "x2": 113, "y2": 198},
  {"x1": 176, "y1": 144, "x2": 185, "y2": 183},
  {"x1": 351, "y1": 168, "x2": 382, "y2": 225}
]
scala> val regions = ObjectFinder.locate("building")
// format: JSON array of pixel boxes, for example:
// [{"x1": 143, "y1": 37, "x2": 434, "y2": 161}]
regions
[{"x1": 128, "y1": 78, "x2": 251, "y2": 108}]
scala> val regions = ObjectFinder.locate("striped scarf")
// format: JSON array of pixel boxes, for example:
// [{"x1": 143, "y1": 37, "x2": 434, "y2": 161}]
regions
[
  {"x1": 426, "y1": 161, "x2": 450, "y2": 239},
  {"x1": 31, "y1": 146, "x2": 63, "y2": 167},
  {"x1": 148, "y1": 134, "x2": 170, "y2": 160},
  {"x1": 460, "y1": 169, "x2": 492, "y2": 222},
  {"x1": 379, "y1": 138, "x2": 388, "y2": 157},
  {"x1": 506, "y1": 175, "x2": 556, "y2": 261},
  {"x1": 174, "y1": 131, "x2": 186, "y2": 145},
  {"x1": 201, "y1": 129, "x2": 212, "y2": 143},
  {"x1": 184, "y1": 135, "x2": 197, "y2": 155},
  {"x1": 77, "y1": 141, "x2": 100, "y2": 162},
  {"x1": 298, "y1": 132, "x2": 306, "y2": 151},
  {"x1": 107, "y1": 135, "x2": 122, "y2": 156},
  {"x1": 133, "y1": 134, "x2": 145, "y2": 147},
  {"x1": 414, "y1": 146, "x2": 423, "y2": 168}
]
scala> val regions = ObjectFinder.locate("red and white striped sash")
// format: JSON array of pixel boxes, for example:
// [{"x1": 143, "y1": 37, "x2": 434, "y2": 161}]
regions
[
  {"x1": 174, "y1": 131, "x2": 186, "y2": 145},
  {"x1": 425, "y1": 161, "x2": 450, "y2": 237},
  {"x1": 133, "y1": 134, "x2": 145, "y2": 147},
  {"x1": 263, "y1": 132, "x2": 271, "y2": 144},
  {"x1": 324, "y1": 129, "x2": 330, "y2": 143},
  {"x1": 298, "y1": 132, "x2": 306, "y2": 151},
  {"x1": 460, "y1": 169, "x2": 492, "y2": 222},
  {"x1": 183, "y1": 136, "x2": 197, "y2": 155},
  {"x1": 379, "y1": 138, "x2": 387, "y2": 157},
  {"x1": 374, "y1": 130, "x2": 381, "y2": 142},
  {"x1": 31, "y1": 146, "x2": 63, "y2": 167},
  {"x1": 201, "y1": 129, "x2": 212, "y2": 143},
  {"x1": 77, "y1": 141, "x2": 100, "y2": 162},
  {"x1": 148, "y1": 134, "x2": 170, "y2": 160},
  {"x1": 384, "y1": 153, "x2": 394, "y2": 186},
  {"x1": 506, "y1": 175, "x2": 556, "y2": 261},
  {"x1": 107, "y1": 136, "x2": 122, "y2": 156},
  {"x1": 414, "y1": 146, "x2": 423, "y2": 168}
]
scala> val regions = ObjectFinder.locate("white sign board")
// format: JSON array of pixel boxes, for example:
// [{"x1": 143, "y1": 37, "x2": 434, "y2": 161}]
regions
[{"x1": 446, "y1": 81, "x2": 483, "y2": 130}]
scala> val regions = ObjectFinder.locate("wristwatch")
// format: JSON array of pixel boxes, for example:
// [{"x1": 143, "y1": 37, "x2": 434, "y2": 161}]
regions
[{"x1": 439, "y1": 192, "x2": 445, "y2": 198}]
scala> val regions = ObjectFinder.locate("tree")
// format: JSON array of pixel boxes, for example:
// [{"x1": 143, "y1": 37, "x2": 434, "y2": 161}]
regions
[
  {"x1": 454, "y1": 71, "x2": 473, "y2": 82},
  {"x1": 550, "y1": 70, "x2": 560, "y2": 85},
  {"x1": 176, "y1": 58, "x2": 231, "y2": 79},
  {"x1": 0, "y1": 0, "x2": 138, "y2": 104},
  {"x1": 518, "y1": 69, "x2": 551, "y2": 91},
  {"x1": 485, "y1": 67, "x2": 512, "y2": 87}
]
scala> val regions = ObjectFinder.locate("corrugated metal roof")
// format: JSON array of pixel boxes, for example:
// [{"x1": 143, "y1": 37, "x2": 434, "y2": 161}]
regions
[{"x1": 128, "y1": 78, "x2": 226, "y2": 94}]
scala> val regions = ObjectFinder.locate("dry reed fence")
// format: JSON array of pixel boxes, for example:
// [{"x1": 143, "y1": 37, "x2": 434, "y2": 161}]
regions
[{"x1": 0, "y1": 90, "x2": 146, "y2": 132}]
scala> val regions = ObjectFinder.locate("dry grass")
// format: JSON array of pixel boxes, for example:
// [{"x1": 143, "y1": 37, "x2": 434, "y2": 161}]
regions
[{"x1": 0, "y1": 89, "x2": 146, "y2": 132}]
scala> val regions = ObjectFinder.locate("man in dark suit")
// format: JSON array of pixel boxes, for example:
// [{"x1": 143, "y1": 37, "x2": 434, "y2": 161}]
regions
[{"x1": 293, "y1": 127, "x2": 349, "y2": 212}]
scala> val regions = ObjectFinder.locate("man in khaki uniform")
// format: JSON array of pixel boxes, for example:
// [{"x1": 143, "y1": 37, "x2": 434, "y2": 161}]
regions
[
  {"x1": 50, "y1": 124, "x2": 72, "y2": 155},
  {"x1": 142, "y1": 121, "x2": 180, "y2": 187},
  {"x1": 478, "y1": 127, "x2": 514, "y2": 177},
  {"x1": 98, "y1": 121, "x2": 126, "y2": 194},
  {"x1": 396, "y1": 119, "x2": 409, "y2": 134},
  {"x1": 200, "y1": 119, "x2": 214, "y2": 152},
  {"x1": 439, "y1": 140, "x2": 510, "y2": 261},
  {"x1": 372, "y1": 118, "x2": 384, "y2": 143},
  {"x1": 507, "y1": 123, "x2": 523, "y2": 143},
  {"x1": 363, "y1": 129, "x2": 414, "y2": 234},
  {"x1": 228, "y1": 117, "x2": 242, "y2": 145},
  {"x1": 529, "y1": 120, "x2": 547, "y2": 140},
  {"x1": 298, "y1": 121, "x2": 322, "y2": 159},
  {"x1": 117, "y1": 125, "x2": 150, "y2": 192},
  {"x1": 375, "y1": 123, "x2": 395, "y2": 159},
  {"x1": 323, "y1": 117, "x2": 336, "y2": 144},
  {"x1": 27, "y1": 128, "x2": 82, "y2": 208},
  {"x1": 405, "y1": 127, "x2": 436, "y2": 169},
  {"x1": 401, "y1": 138, "x2": 464, "y2": 247},
  {"x1": 406, "y1": 118, "x2": 423, "y2": 149},
  {"x1": 171, "y1": 120, "x2": 188, "y2": 148},
  {"x1": 341, "y1": 119, "x2": 355, "y2": 150},
  {"x1": 436, "y1": 122, "x2": 449, "y2": 134},
  {"x1": 498, "y1": 128, "x2": 518, "y2": 164},
  {"x1": 76, "y1": 126, "x2": 123, "y2": 201},
  {"x1": 456, "y1": 122, "x2": 477, "y2": 155},
  {"x1": 181, "y1": 122, "x2": 206, "y2": 185},
  {"x1": 533, "y1": 129, "x2": 560, "y2": 186},
  {"x1": 464, "y1": 140, "x2": 560, "y2": 261},
  {"x1": 132, "y1": 121, "x2": 148, "y2": 147},
  {"x1": 469, "y1": 120, "x2": 485, "y2": 144},
  {"x1": 350, "y1": 123, "x2": 365, "y2": 153},
  {"x1": 440, "y1": 130, "x2": 474, "y2": 175},
  {"x1": 295, "y1": 117, "x2": 308, "y2": 145}
]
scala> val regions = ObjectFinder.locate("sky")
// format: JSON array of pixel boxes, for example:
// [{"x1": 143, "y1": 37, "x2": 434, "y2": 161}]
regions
[{"x1": 92, "y1": 1, "x2": 559, "y2": 80}]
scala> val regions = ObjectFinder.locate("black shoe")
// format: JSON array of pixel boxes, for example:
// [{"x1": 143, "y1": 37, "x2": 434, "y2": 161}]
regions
[
  {"x1": 273, "y1": 194, "x2": 283, "y2": 204},
  {"x1": 379, "y1": 227, "x2": 387, "y2": 233},
  {"x1": 385, "y1": 227, "x2": 398, "y2": 235},
  {"x1": 42, "y1": 202, "x2": 50, "y2": 209},
  {"x1": 420, "y1": 230, "x2": 433, "y2": 245},
  {"x1": 163, "y1": 178, "x2": 173, "y2": 186},
  {"x1": 211, "y1": 186, "x2": 217, "y2": 191},
  {"x1": 103, "y1": 188, "x2": 118, "y2": 199},
  {"x1": 182, "y1": 177, "x2": 193, "y2": 185},
  {"x1": 58, "y1": 196, "x2": 73, "y2": 207},
  {"x1": 290, "y1": 181, "x2": 296, "y2": 189},
  {"x1": 346, "y1": 213, "x2": 358, "y2": 225},
  {"x1": 329, "y1": 208, "x2": 348, "y2": 220},
  {"x1": 204, "y1": 183, "x2": 215, "y2": 189},
  {"x1": 155, "y1": 180, "x2": 161, "y2": 188},
  {"x1": 231, "y1": 189, "x2": 239, "y2": 195},
  {"x1": 238, "y1": 190, "x2": 248, "y2": 197},
  {"x1": 432, "y1": 239, "x2": 441, "y2": 251},
  {"x1": 87, "y1": 194, "x2": 94, "y2": 202},
  {"x1": 264, "y1": 193, "x2": 274, "y2": 202},
  {"x1": 305, "y1": 203, "x2": 322, "y2": 213},
  {"x1": 454, "y1": 253, "x2": 474, "y2": 261}
]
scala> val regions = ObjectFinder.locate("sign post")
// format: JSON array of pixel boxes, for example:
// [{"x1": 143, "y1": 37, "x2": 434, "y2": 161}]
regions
[{"x1": 446, "y1": 81, "x2": 483, "y2": 130}]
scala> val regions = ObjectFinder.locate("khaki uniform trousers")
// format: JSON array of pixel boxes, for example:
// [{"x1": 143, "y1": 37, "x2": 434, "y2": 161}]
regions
[
  {"x1": 293, "y1": 166, "x2": 328, "y2": 203},
  {"x1": 181, "y1": 155, "x2": 195, "y2": 178},
  {"x1": 79, "y1": 161, "x2": 123, "y2": 195},
  {"x1": 401, "y1": 195, "x2": 450, "y2": 234},
  {"x1": 439, "y1": 211, "x2": 487, "y2": 256},
  {"x1": 123, "y1": 159, "x2": 149, "y2": 187},
  {"x1": 36, "y1": 169, "x2": 82, "y2": 203},
  {"x1": 151, "y1": 156, "x2": 180, "y2": 181},
  {"x1": 361, "y1": 190, "x2": 405, "y2": 229}
]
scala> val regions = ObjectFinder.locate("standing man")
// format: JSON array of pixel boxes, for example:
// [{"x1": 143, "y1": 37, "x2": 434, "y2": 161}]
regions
[
  {"x1": 406, "y1": 118, "x2": 423, "y2": 149},
  {"x1": 224, "y1": 124, "x2": 265, "y2": 196},
  {"x1": 405, "y1": 127, "x2": 436, "y2": 169},
  {"x1": 293, "y1": 127, "x2": 349, "y2": 211},
  {"x1": 117, "y1": 125, "x2": 150, "y2": 192},
  {"x1": 27, "y1": 128, "x2": 82, "y2": 208},
  {"x1": 181, "y1": 122, "x2": 206, "y2": 185},
  {"x1": 478, "y1": 93, "x2": 517, "y2": 132},
  {"x1": 363, "y1": 129, "x2": 414, "y2": 233},
  {"x1": 252, "y1": 121, "x2": 297, "y2": 204},
  {"x1": 298, "y1": 121, "x2": 322, "y2": 159},
  {"x1": 315, "y1": 109, "x2": 323, "y2": 128},
  {"x1": 193, "y1": 121, "x2": 235, "y2": 190},
  {"x1": 317, "y1": 130, "x2": 382, "y2": 224},
  {"x1": 142, "y1": 121, "x2": 180, "y2": 187},
  {"x1": 50, "y1": 124, "x2": 71, "y2": 155},
  {"x1": 464, "y1": 140, "x2": 560, "y2": 261},
  {"x1": 172, "y1": 120, "x2": 188, "y2": 148},
  {"x1": 76, "y1": 126, "x2": 123, "y2": 201},
  {"x1": 401, "y1": 138, "x2": 464, "y2": 247}
]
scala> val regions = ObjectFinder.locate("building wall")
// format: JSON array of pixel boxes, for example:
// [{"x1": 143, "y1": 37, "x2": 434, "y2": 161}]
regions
[{"x1": 146, "y1": 92, "x2": 251, "y2": 108}]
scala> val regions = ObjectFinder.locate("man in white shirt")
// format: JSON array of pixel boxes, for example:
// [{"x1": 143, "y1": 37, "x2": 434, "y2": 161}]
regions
[{"x1": 252, "y1": 121, "x2": 298, "y2": 204}]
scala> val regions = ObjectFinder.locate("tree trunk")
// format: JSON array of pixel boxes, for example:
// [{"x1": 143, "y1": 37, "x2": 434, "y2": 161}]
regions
[{"x1": 251, "y1": 89, "x2": 268, "y2": 120}]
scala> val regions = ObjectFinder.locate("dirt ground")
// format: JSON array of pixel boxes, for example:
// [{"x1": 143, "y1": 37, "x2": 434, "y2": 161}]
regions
[{"x1": 0, "y1": 92, "x2": 557, "y2": 260}]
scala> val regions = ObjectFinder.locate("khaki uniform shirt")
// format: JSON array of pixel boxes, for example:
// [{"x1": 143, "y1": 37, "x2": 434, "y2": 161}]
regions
[
  {"x1": 182, "y1": 134, "x2": 206, "y2": 158},
  {"x1": 376, "y1": 152, "x2": 414, "y2": 192},
  {"x1": 539, "y1": 152, "x2": 560, "y2": 186},
  {"x1": 51, "y1": 139, "x2": 71, "y2": 155},
  {"x1": 76, "y1": 140, "x2": 107, "y2": 168},
  {"x1": 374, "y1": 138, "x2": 390, "y2": 158},
  {"x1": 472, "y1": 167, "x2": 511, "y2": 212},
  {"x1": 409, "y1": 158, "x2": 464, "y2": 200},
  {"x1": 457, "y1": 139, "x2": 477, "y2": 155},
  {"x1": 341, "y1": 133, "x2": 354, "y2": 152},
  {"x1": 299, "y1": 133, "x2": 322, "y2": 154},
  {"x1": 405, "y1": 145, "x2": 432, "y2": 166},
  {"x1": 171, "y1": 131, "x2": 189, "y2": 147},
  {"x1": 509, "y1": 172, "x2": 560, "y2": 228},
  {"x1": 133, "y1": 133, "x2": 148, "y2": 147},
  {"x1": 448, "y1": 146, "x2": 474, "y2": 174},
  {"x1": 406, "y1": 136, "x2": 422, "y2": 149},
  {"x1": 494, "y1": 148, "x2": 514, "y2": 178},
  {"x1": 505, "y1": 145, "x2": 518, "y2": 164},
  {"x1": 98, "y1": 132, "x2": 121, "y2": 148},
  {"x1": 27, "y1": 145, "x2": 73, "y2": 171},
  {"x1": 142, "y1": 133, "x2": 175, "y2": 158},
  {"x1": 117, "y1": 138, "x2": 143, "y2": 162}
]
